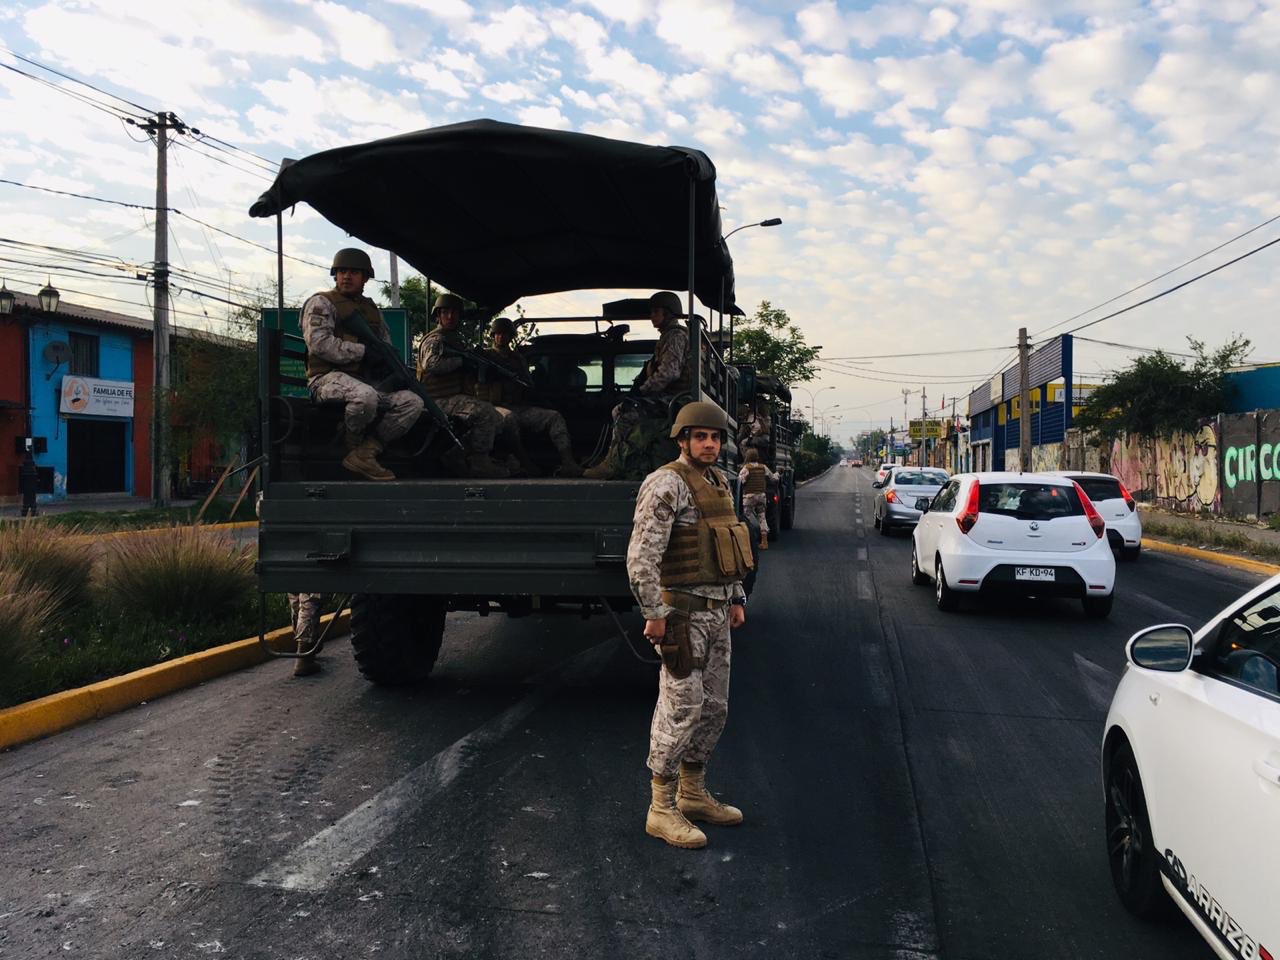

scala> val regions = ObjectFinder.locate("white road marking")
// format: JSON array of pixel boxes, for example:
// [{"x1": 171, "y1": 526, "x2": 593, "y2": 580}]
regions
[
  {"x1": 856, "y1": 547, "x2": 867, "y2": 561},
  {"x1": 857, "y1": 571, "x2": 873, "y2": 600},
  {"x1": 248, "y1": 639, "x2": 617, "y2": 892}
]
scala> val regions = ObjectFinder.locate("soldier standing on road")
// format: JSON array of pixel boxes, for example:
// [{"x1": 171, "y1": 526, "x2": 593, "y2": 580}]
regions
[
  {"x1": 302, "y1": 248, "x2": 425, "y2": 481},
  {"x1": 584, "y1": 291, "x2": 690, "y2": 479},
  {"x1": 626, "y1": 401, "x2": 752, "y2": 849},
  {"x1": 738, "y1": 448, "x2": 779, "y2": 551},
  {"x1": 288, "y1": 593, "x2": 323, "y2": 678},
  {"x1": 416, "y1": 293, "x2": 509, "y2": 478},
  {"x1": 480, "y1": 317, "x2": 583, "y2": 477}
]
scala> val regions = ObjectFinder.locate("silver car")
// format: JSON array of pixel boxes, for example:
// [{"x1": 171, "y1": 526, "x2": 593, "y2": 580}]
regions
[{"x1": 873, "y1": 467, "x2": 950, "y2": 536}]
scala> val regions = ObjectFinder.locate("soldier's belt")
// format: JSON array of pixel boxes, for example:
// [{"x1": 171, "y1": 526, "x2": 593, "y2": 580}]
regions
[{"x1": 660, "y1": 590, "x2": 727, "y2": 613}]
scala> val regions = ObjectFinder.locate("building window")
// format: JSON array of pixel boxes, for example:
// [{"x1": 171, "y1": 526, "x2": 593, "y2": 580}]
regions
[{"x1": 69, "y1": 332, "x2": 100, "y2": 377}]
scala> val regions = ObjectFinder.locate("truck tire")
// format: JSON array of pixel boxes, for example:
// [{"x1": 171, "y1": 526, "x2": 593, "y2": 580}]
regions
[
  {"x1": 350, "y1": 594, "x2": 446, "y2": 685},
  {"x1": 781, "y1": 493, "x2": 795, "y2": 530},
  {"x1": 766, "y1": 498, "x2": 782, "y2": 542}
]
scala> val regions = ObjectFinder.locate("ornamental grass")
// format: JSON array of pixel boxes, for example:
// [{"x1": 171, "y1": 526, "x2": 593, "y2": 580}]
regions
[
  {"x1": 0, "y1": 570, "x2": 60, "y2": 663},
  {"x1": 0, "y1": 522, "x2": 93, "y2": 610},
  {"x1": 96, "y1": 525, "x2": 255, "y2": 623}
]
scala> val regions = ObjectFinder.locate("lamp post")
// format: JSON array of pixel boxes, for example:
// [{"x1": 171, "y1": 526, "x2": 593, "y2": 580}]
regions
[
  {"x1": 37, "y1": 279, "x2": 59, "y2": 313},
  {"x1": 719, "y1": 217, "x2": 781, "y2": 362},
  {"x1": 794, "y1": 385, "x2": 833, "y2": 431},
  {"x1": 0, "y1": 279, "x2": 14, "y2": 315}
]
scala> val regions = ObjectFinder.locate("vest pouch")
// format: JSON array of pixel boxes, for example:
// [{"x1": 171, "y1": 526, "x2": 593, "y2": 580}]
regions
[
  {"x1": 729, "y1": 521, "x2": 755, "y2": 572},
  {"x1": 659, "y1": 613, "x2": 694, "y2": 679},
  {"x1": 711, "y1": 523, "x2": 753, "y2": 578}
]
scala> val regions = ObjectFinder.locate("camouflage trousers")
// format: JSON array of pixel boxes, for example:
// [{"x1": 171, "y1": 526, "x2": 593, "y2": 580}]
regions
[
  {"x1": 743, "y1": 492, "x2": 768, "y2": 535},
  {"x1": 606, "y1": 401, "x2": 678, "y2": 479},
  {"x1": 647, "y1": 606, "x2": 732, "y2": 778},
  {"x1": 310, "y1": 372, "x2": 424, "y2": 443},
  {"x1": 289, "y1": 593, "x2": 322, "y2": 644},
  {"x1": 496, "y1": 403, "x2": 572, "y2": 453},
  {"x1": 437, "y1": 394, "x2": 502, "y2": 453}
]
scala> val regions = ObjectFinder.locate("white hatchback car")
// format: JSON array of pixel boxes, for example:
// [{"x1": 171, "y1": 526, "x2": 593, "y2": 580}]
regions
[
  {"x1": 1048, "y1": 471, "x2": 1143, "y2": 561},
  {"x1": 1102, "y1": 576, "x2": 1280, "y2": 959},
  {"x1": 910, "y1": 472, "x2": 1117, "y2": 617}
]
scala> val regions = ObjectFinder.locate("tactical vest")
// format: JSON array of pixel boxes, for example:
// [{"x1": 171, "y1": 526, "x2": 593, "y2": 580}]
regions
[
  {"x1": 643, "y1": 324, "x2": 691, "y2": 396},
  {"x1": 419, "y1": 328, "x2": 473, "y2": 398},
  {"x1": 658, "y1": 459, "x2": 754, "y2": 588},
  {"x1": 742, "y1": 462, "x2": 768, "y2": 495},
  {"x1": 474, "y1": 348, "x2": 527, "y2": 406},
  {"x1": 304, "y1": 290, "x2": 387, "y2": 381}
]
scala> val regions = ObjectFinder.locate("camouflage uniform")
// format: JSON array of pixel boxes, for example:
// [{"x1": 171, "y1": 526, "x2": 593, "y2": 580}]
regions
[
  {"x1": 739, "y1": 463, "x2": 780, "y2": 535},
  {"x1": 483, "y1": 347, "x2": 575, "y2": 452},
  {"x1": 301, "y1": 294, "x2": 424, "y2": 442},
  {"x1": 289, "y1": 593, "x2": 322, "y2": 644},
  {"x1": 416, "y1": 327, "x2": 502, "y2": 454},
  {"x1": 627, "y1": 455, "x2": 743, "y2": 778}
]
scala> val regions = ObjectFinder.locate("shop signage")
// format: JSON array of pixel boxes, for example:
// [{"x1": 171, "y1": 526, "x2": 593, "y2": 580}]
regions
[{"x1": 59, "y1": 376, "x2": 135, "y2": 417}]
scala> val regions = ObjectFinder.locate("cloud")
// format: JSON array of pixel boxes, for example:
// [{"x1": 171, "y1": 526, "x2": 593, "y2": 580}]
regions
[
  {"x1": 249, "y1": 69, "x2": 430, "y2": 150},
  {"x1": 387, "y1": 0, "x2": 474, "y2": 23},
  {"x1": 796, "y1": 1, "x2": 931, "y2": 49},
  {"x1": 481, "y1": 81, "x2": 537, "y2": 103},
  {"x1": 1031, "y1": 27, "x2": 1149, "y2": 112},
  {"x1": 655, "y1": 0, "x2": 777, "y2": 63},
  {"x1": 985, "y1": 134, "x2": 1032, "y2": 164},
  {"x1": 467, "y1": 5, "x2": 549, "y2": 56},
  {"x1": 518, "y1": 104, "x2": 571, "y2": 129},
  {"x1": 728, "y1": 51, "x2": 799, "y2": 93},
  {"x1": 801, "y1": 54, "x2": 879, "y2": 116},
  {"x1": 574, "y1": 0, "x2": 653, "y2": 27}
]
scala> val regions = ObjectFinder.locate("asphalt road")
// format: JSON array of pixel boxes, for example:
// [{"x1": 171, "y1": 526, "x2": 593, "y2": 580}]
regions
[{"x1": 0, "y1": 466, "x2": 1260, "y2": 959}]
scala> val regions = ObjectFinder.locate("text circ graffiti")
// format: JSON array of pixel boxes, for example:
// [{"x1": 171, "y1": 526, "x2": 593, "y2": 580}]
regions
[{"x1": 1224, "y1": 443, "x2": 1276, "y2": 490}]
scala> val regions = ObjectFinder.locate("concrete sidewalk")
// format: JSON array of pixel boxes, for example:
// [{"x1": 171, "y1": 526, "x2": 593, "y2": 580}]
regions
[{"x1": 1139, "y1": 503, "x2": 1280, "y2": 550}]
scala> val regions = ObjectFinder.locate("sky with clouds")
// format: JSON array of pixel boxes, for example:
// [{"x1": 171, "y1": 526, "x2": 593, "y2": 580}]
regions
[{"x1": 2, "y1": 0, "x2": 1278, "y2": 439}]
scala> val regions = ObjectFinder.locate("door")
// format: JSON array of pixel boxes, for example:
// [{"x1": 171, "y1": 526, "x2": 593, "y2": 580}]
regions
[{"x1": 67, "y1": 419, "x2": 127, "y2": 494}]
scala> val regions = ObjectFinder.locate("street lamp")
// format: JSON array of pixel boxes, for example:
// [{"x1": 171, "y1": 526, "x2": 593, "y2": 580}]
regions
[
  {"x1": 0, "y1": 280, "x2": 13, "y2": 315},
  {"x1": 37, "y1": 278, "x2": 59, "y2": 313},
  {"x1": 794, "y1": 384, "x2": 833, "y2": 428},
  {"x1": 720, "y1": 217, "x2": 782, "y2": 361}
]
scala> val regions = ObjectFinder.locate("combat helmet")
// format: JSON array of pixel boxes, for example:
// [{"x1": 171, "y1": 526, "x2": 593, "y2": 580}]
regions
[
  {"x1": 669, "y1": 400, "x2": 729, "y2": 439},
  {"x1": 491, "y1": 316, "x2": 517, "y2": 337},
  {"x1": 432, "y1": 292, "x2": 464, "y2": 316},
  {"x1": 649, "y1": 291, "x2": 683, "y2": 318},
  {"x1": 330, "y1": 247, "x2": 374, "y2": 279}
]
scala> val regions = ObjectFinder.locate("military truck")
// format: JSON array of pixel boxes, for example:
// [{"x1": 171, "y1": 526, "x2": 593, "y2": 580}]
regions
[
  {"x1": 735, "y1": 367, "x2": 795, "y2": 537},
  {"x1": 248, "y1": 120, "x2": 747, "y2": 683}
]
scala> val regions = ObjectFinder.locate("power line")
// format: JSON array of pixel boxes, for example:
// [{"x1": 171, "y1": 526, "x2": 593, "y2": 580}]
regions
[
  {"x1": 1062, "y1": 235, "x2": 1280, "y2": 337},
  {"x1": 0, "y1": 59, "x2": 145, "y2": 123},
  {"x1": 820, "y1": 358, "x2": 1003, "y2": 380},
  {"x1": 1032, "y1": 211, "x2": 1280, "y2": 339},
  {"x1": 814, "y1": 362, "x2": 994, "y2": 386},
  {"x1": 0, "y1": 177, "x2": 154, "y2": 212},
  {"x1": 170, "y1": 137, "x2": 275, "y2": 183},
  {"x1": 0, "y1": 47, "x2": 156, "y2": 116},
  {"x1": 820, "y1": 345, "x2": 1012, "y2": 360},
  {"x1": 187, "y1": 134, "x2": 278, "y2": 175}
]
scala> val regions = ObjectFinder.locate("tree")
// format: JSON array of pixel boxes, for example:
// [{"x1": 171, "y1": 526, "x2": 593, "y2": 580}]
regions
[
  {"x1": 791, "y1": 414, "x2": 841, "y2": 480},
  {"x1": 1074, "y1": 334, "x2": 1252, "y2": 441},
  {"x1": 733, "y1": 300, "x2": 821, "y2": 384},
  {"x1": 380, "y1": 274, "x2": 529, "y2": 352}
]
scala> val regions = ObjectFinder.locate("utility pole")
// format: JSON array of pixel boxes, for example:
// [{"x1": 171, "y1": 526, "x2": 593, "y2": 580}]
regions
[
  {"x1": 900, "y1": 388, "x2": 912, "y2": 464},
  {"x1": 388, "y1": 253, "x2": 401, "y2": 308},
  {"x1": 1018, "y1": 326, "x2": 1031, "y2": 472},
  {"x1": 141, "y1": 111, "x2": 187, "y2": 507},
  {"x1": 921, "y1": 386, "x2": 927, "y2": 466}
]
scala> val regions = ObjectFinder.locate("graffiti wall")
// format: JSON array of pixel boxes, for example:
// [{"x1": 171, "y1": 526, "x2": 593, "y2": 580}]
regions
[
  {"x1": 1107, "y1": 421, "x2": 1220, "y2": 514},
  {"x1": 1218, "y1": 411, "x2": 1280, "y2": 518}
]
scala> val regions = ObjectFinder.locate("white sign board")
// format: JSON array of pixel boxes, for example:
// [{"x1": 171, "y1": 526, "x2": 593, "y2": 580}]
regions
[{"x1": 59, "y1": 376, "x2": 135, "y2": 417}]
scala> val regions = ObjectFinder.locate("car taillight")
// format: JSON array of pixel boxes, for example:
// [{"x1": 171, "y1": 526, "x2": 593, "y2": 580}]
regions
[
  {"x1": 1074, "y1": 481, "x2": 1106, "y2": 538},
  {"x1": 956, "y1": 481, "x2": 980, "y2": 534},
  {"x1": 885, "y1": 489, "x2": 898, "y2": 503},
  {"x1": 1118, "y1": 481, "x2": 1135, "y2": 512}
]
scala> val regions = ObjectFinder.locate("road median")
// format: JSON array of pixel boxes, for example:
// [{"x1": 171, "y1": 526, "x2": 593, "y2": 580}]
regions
[
  {"x1": 0, "y1": 609, "x2": 348, "y2": 752},
  {"x1": 1142, "y1": 537, "x2": 1280, "y2": 577}
]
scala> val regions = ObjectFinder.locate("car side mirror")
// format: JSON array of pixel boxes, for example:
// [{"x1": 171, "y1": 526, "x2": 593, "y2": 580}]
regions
[
  {"x1": 1126, "y1": 624, "x2": 1193, "y2": 672},
  {"x1": 915, "y1": 498, "x2": 931, "y2": 512}
]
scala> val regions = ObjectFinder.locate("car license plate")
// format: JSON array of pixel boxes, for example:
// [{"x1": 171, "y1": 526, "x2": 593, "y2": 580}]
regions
[{"x1": 1015, "y1": 567, "x2": 1056, "y2": 582}]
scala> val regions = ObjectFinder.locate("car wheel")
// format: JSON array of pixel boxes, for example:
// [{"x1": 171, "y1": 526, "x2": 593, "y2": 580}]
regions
[
  {"x1": 1121, "y1": 545, "x2": 1141, "y2": 562},
  {"x1": 934, "y1": 558, "x2": 960, "y2": 611},
  {"x1": 910, "y1": 541, "x2": 929, "y2": 586},
  {"x1": 872, "y1": 511, "x2": 880, "y2": 529},
  {"x1": 1083, "y1": 594, "x2": 1114, "y2": 619},
  {"x1": 1105, "y1": 740, "x2": 1170, "y2": 918},
  {"x1": 879, "y1": 514, "x2": 892, "y2": 536}
]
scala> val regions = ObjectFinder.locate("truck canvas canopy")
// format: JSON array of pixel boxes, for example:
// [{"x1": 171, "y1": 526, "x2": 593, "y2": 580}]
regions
[{"x1": 248, "y1": 118, "x2": 736, "y2": 313}]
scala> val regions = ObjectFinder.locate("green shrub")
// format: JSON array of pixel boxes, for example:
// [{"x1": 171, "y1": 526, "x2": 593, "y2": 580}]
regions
[
  {"x1": 97, "y1": 526, "x2": 254, "y2": 622},
  {"x1": 0, "y1": 570, "x2": 59, "y2": 663},
  {"x1": 1267, "y1": 513, "x2": 1280, "y2": 532},
  {"x1": 0, "y1": 522, "x2": 93, "y2": 609}
]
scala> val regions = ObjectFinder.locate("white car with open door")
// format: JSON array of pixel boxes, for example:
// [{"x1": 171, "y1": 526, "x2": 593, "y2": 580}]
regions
[
  {"x1": 1102, "y1": 575, "x2": 1280, "y2": 960},
  {"x1": 910, "y1": 472, "x2": 1116, "y2": 617}
]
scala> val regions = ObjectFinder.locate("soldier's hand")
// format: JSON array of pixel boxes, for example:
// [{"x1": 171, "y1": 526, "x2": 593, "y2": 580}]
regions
[
  {"x1": 643, "y1": 617, "x2": 667, "y2": 644},
  {"x1": 729, "y1": 605, "x2": 745, "y2": 629}
]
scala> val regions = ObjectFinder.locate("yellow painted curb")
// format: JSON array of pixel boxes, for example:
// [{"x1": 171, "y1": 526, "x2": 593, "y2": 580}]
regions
[
  {"x1": 0, "y1": 609, "x2": 349, "y2": 752},
  {"x1": 81, "y1": 520, "x2": 257, "y2": 544},
  {"x1": 1143, "y1": 538, "x2": 1280, "y2": 577}
]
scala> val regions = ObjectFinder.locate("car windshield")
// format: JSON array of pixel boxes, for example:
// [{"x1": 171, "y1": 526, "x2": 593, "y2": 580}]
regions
[
  {"x1": 1070, "y1": 476, "x2": 1124, "y2": 502},
  {"x1": 978, "y1": 482, "x2": 1083, "y2": 520},
  {"x1": 893, "y1": 471, "x2": 943, "y2": 486}
]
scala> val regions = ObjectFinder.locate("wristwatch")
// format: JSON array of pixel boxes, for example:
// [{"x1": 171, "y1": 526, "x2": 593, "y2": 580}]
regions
[{"x1": 730, "y1": 596, "x2": 747, "y2": 607}]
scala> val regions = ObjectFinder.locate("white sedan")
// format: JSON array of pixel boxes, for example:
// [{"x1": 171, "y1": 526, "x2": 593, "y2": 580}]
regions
[
  {"x1": 1102, "y1": 575, "x2": 1280, "y2": 960},
  {"x1": 910, "y1": 471, "x2": 1116, "y2": 617}
]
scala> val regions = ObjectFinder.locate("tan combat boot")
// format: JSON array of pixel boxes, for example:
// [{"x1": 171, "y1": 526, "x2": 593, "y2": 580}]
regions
[
  {"x1": 759, "y1": 531, "x2": 769, "y2": 551},
  {"x1": 466, "y1": 454, "x2": 511, "y2": 479},
  {"x1": 582, "y1": 448, "x2": 619, "y2": 480},
  {"x1": 676, "y1": 761, "x2": 743, "y2": 826},
  {"x1": 646, "y1": 775, "x2": 707, "y2": 849},
  {"x1": 292, "y1": 638, "x2": 319, "y2": 677},
  {"x1": 342, "y1": 437, "x2": 395, "y2": 481},
  {"x1": 556, "y1": 446, "x2": 583, "y2": 478}
]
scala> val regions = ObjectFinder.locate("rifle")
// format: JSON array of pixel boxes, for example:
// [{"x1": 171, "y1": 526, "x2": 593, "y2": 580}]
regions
[
  {"x1": 445, "y1": 346, "x2": 533, "y2": 390},
  {"x1": 341, "y1": 313, "x2": 463, "y2": 450}
]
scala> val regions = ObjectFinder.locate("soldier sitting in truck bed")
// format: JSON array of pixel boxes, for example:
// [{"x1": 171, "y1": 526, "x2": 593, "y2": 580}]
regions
[
  {"x1": 584, "y1": 291, "x2": 690, "y2": 480},
  {"x1": 416, "y1": 293, "x2": 509, "y2": 478},
  {"x1": 480, "y1": 317, "x2": 583, "y2": 477},
  {"x1": 302, "y1": 248, "x2": 425, "y2": 481}
]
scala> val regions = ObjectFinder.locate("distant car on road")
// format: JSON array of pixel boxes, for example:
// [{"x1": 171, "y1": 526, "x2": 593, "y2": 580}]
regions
[
  {"x1": 909, "y1": 471, "x2": 1116, "y2": 617},
  {"x1": 851, "y1": 457, "x2": 864, "y2": 468},
  {"x1": 1102, "y1": 575, "x2": 1279, "y2": 959},
  {"x1": 873, "y1": 463, "x2": 898, "y2": 487},
  {"x1": 873, "y1": 468, "x2": 949, "y2": 536},
  {"x1": 1047, "y1": 471, "x2": 1142, "y2": 561}
]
